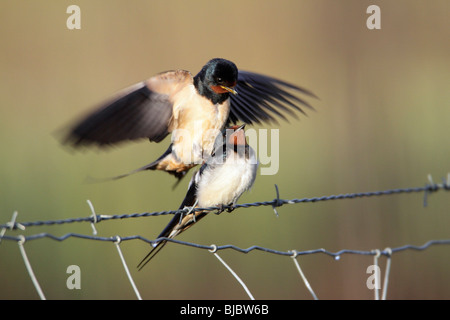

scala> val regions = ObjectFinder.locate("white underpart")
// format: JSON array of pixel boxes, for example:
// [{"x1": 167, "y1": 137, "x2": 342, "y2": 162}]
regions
[{"x1": 196, "y1": 147, "x2": 258, "y2": 208}]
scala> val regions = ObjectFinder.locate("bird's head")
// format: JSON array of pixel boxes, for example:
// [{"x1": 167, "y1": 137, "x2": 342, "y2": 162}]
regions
[
  {"x1": 194, "y1": 58, "x2": 238, "y2": 103},
  {"x1": 209, "y1": 124, "x2": 250, "y2": 162}
]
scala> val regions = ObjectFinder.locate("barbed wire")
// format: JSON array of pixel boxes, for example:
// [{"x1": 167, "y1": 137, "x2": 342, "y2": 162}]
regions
[
  {"x1": 1, "y1": 173, "x2": 449, "y2": 231},
  {"x1": 1, "y1": 173, "x2": 449, "y2": 300}
]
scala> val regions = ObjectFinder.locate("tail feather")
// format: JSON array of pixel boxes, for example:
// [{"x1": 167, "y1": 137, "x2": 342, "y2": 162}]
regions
[
  {"x1": 137, "y1": 168, "x2": 206, "y2": 270},
  {"x1": 84, "y1": 144, "x2": 189, "y2": 185},
  {"x1": 137, "y1": 239, "x2": 169, "y2": 271},
  {"x1": 137, "y1": 211, "x2": 183, "y2": 270},
  {"x1": 137, "y1": 209, "x2": 208, "y2": 270}
]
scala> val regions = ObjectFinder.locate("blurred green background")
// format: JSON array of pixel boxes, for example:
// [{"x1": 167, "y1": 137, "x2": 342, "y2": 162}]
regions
[{"x1": 1, "y1": 0, "x2": 449, "y2": 300}]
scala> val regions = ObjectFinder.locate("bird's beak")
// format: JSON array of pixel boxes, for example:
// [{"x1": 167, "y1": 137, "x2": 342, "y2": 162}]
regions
[
  {"x1": 236, "y1": 124, "x2": 246, "y2": 131},
  {"x1": 220, "y1": 85, "x2": 238, "y2": 95}
]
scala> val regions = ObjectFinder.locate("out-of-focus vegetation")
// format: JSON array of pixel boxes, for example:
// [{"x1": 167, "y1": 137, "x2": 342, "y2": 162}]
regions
[{"x1": 0, "y1": 1, "x2": 449, "y2": 299}]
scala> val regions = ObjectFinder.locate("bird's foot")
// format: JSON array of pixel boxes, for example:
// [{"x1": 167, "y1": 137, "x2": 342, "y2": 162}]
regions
[
  {"x1": 214, "y1": 204, "x2": 235, "y2": 215},
  {"x1": 226, "y1": 205, "x2": 235, "y2": 213},
  {"x1": 214, "y1": 204, "x2": 225, "y2": 215}
]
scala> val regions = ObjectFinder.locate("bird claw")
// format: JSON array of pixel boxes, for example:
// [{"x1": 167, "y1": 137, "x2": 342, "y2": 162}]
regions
[
  {"x1": 214, "y1": 205, "x2": 225, "y2": 215},
  {"x1": 214, "y1": 204, "x2": 235, "y2": 215}
]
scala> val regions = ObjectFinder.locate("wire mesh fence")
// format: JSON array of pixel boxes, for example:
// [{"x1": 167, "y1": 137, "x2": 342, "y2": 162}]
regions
[{"x1": 1, "y1": 173, "x2": 449, "y2": 300}]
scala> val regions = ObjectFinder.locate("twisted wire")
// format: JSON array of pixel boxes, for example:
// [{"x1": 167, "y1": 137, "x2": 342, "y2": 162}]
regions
[{"x1": 1, "y1": 178, "x2": 448, "y2": 231}]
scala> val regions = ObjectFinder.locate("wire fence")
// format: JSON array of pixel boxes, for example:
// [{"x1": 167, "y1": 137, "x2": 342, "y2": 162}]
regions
[{"x1": 1, "y1": 173, "x2": 449, "y2": 300}]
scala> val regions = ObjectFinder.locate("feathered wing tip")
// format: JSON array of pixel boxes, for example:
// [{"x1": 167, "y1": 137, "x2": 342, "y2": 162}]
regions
[
  {"x1": 228, "y1": 70, "x2": 318, "y2": 126},
  {"x1": 62, "y1": 70, "x2": 195, "y2": 148}
]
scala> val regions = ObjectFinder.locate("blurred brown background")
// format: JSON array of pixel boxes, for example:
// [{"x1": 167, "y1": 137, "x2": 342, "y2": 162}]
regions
[{"x1": 0, "y1": 0, "x2": 449, "y2": 300}]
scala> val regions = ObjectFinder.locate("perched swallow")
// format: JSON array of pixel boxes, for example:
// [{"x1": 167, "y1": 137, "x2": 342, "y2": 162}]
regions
[
  {"x1": 137, "y1": 124, "x2": 258, "y2": 270},
  {"x1": 64, "y1": 58, "x2": 315, "y2": 182}
]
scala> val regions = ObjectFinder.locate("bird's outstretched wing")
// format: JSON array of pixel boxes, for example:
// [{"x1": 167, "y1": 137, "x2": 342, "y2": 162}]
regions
[
  {"x1": 64, "y1": 70, "x2": 193, "y2": 147},
  {"x1": 228, "y1": 70, "x2": 317, "y2": 125}
]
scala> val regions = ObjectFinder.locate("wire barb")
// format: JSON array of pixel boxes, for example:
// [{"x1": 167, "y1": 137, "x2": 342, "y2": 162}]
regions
[
  {"x1": 86, "y1": 200, "x2": 98, "y2": 235},
  {"x1": 423, "y1": 174, "x2": 448, "y2": 207},
  {"x1": 443, "y1": 173, "x2": 450, "y2": 190},
  {"x1": 272, "y1": 184, "x2": 282, "y2": 217}
]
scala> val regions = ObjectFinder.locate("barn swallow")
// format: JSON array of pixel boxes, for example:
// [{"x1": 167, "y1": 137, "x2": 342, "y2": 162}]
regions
[
  {"x1": 64, "y1": 58, "x2": 315, "y2": 182},
  {"x1": 137, "y1": 124, "x2": 258, "y2": 270}
]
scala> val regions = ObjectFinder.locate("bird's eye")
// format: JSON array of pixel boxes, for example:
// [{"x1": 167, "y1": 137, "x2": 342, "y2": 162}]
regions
[{"x1": 216, "y1": 77, "x2": 223, "y2": 83}]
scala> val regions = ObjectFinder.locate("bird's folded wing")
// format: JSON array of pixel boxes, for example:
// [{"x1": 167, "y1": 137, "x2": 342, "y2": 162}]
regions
[
  {"x1": 64, "y1": 70, "x2": 193, "y2": 147},
  {"x1": 228, "y1": 70, "x2": 317, "y2": 125}
]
